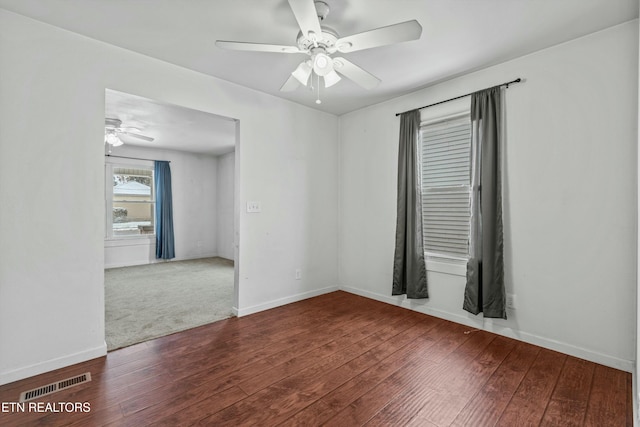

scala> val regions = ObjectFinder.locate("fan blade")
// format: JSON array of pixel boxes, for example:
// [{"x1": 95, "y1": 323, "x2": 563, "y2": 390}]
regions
[
  {"x1": 288, "y1": 0, "x2": 322, "y2": 39},
  {"x1": 118, "y1": 127, "x2": 142, "y2": 133},
  {"x1": 280, "y1": 74, "x2": 301, "y2": 92},
  {"x1": 216, "y1": 40, "x2": 301, "y2": 53},
  {"x1": 333, "y1": 58, "x2": 381, "y2": 90},
  {"x1": 336, "y1": 20, "x2": 422, "y2": 53},
  {"x1": 120, "y1": 131, "x2": 154, "y2": 142}
]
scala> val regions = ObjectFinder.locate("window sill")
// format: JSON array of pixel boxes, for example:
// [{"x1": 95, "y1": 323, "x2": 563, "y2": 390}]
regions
[
  {"x1": 425, "y1": 254, "x2": 467, "y2": 277},
  {"x1": 105, "y1": 236, "x2": 155, "y2": 247}
]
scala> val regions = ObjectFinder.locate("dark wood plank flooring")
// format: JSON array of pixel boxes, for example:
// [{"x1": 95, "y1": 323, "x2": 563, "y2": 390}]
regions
[{"x1": 0, "y1": 291, "x2": 632, "y2": 426}]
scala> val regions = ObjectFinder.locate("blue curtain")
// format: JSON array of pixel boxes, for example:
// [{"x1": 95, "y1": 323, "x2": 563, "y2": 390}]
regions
[{"x1": 154, "y1": 161, "x2": 175, "y2": 259}]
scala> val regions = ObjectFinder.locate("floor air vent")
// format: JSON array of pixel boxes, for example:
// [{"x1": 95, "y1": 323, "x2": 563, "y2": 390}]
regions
[{"x1": 19, "y1": 372, "x2": 91, "y2": 402}]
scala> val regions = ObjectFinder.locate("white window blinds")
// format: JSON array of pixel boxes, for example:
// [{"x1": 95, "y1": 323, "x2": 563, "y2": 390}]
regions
[{"x1": 420, "y1": 116, "x2": 471, "y2": 258}]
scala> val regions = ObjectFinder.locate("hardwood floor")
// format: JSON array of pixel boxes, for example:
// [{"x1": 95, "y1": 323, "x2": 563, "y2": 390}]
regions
[{"x1": 0, "y1": 291, "x2": 632, "y2": 426}]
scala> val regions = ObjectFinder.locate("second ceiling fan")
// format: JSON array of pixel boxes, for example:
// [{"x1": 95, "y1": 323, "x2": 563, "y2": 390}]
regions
[
  {"x1": 105, "y1": 118, "x2": 154, "y2": 148},
  {"x1": 216, "y1": 0, "x2": 422, "y2": 97}
]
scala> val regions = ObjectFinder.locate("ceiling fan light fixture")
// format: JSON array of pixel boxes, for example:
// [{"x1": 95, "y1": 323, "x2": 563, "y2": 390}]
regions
[
  {"x1": 324, "y1": 69, "x2": 341, "y2": 88},
  {"x1": 292, "y1": 61, "x2": 312, "y2": 86},
  {"x1": 105, "y1": 132, "x2": 123, "y2": 147},
  {"x1": 312, "y1": 52, "x2": 333, "y2": 76}
]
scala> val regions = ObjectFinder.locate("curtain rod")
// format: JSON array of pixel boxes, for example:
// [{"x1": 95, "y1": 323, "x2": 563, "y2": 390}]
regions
[
  {"x1": 104, "y1": 154, "x2": 170, "y2": 163},
  {"x1": 395, "y1": 78, "x2": 522, "y2": 117}
]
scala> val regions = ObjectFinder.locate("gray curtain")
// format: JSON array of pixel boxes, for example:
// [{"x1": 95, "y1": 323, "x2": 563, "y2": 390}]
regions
[
  {"x1": 463, "y1": 87, "x2": 506, "y2": 318},
  {"x1": 392, "y1": 110, "x2": 428, "y2": 299}
]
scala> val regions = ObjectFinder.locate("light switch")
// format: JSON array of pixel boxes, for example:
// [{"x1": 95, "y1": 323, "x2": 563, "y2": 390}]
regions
[{"x1": 247, "y1": 201, "x2": 261, "y2": 213}]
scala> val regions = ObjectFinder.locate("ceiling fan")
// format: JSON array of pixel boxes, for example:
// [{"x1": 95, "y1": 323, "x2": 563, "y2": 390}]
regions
[
  {"x1": 104, "y1": 118, "x2": 154, "y2": 147},
  {"x1": 215, "y1": 0, "x2": 422, "y2": 100}
]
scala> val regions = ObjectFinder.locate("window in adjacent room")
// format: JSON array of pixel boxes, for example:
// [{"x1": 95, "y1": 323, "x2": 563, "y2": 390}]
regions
[
  {"x1": 420, "y1": 113, "x2": 471, "y2": 260},
  {"x1": 105, "y1": 164, "x2": 155, "y2": 238}
]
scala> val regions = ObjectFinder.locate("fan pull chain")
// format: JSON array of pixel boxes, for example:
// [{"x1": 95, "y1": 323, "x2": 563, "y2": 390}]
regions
[{"x1": 315, "y1": 73, "x2": 321, "y2": 104}]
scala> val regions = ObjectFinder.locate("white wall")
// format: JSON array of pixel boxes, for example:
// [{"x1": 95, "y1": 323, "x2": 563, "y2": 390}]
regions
[
  {"x1": 339, "y1": 21, "x2": 638, "y2": 371},
  {"x1": 636, "y1": 1, "x2": 640, "y2": 420},
  {"x1": 104, "y1": 145, "x2": 219, "y2": 268},
  {"x1": 0, "y1": 9, "x2": 339, "y2": 385},
  {"x1": 217, "y1": 151, "x2": 235, "y2": 261}
]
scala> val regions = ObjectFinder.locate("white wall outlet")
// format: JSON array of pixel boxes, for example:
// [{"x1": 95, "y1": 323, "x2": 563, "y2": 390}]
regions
[
  {"x1": 246, "y1": 201, "x2": 261, "y2": 213},
  {"x1": 295, "y1": 269, "x2": 302, "y2": 280},
  {"x1": 506, "y1": 293, "x2": 516, "y2": 310}
]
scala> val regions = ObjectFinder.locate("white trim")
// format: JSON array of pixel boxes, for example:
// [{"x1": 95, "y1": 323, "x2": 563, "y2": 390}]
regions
[
  {"x1": 236, "y1": 286, "x2": 339, "y2": 317},
  {"x1": 0, "y1": 343, "x2": 107, "y2": 386},
  {"x1": 420, "y1": 110, "x2": 471, "y2": 127},
  {"x1": 420, "y1": 111, "x2": 469, "y2": 127},
  {"x1": 341, "y1": 285, "x2": 483, "y2": 327},
  {"x1": 340, "y1": 286, "x2": 633, "y2": 373},
  {"x1": 483, "y1": 318, "x2": 633, "y2": 373},
  {"x1": 425, "y1": 256, "x2": 467, "y2": 276},
  {"x1": 104, "y1": 236, "x2": 154, "y2": 247},
  {"x1": 104, "y1": 253, "x2": 220, "y2": 269},
  {"x1": 105, "y1": 156, "x2": 154, "y2": 167}
]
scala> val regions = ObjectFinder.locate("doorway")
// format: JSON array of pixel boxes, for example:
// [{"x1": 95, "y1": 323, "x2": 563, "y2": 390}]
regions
[{"x1": 103, "y1": 89, "x2": 239, "y2": 351}]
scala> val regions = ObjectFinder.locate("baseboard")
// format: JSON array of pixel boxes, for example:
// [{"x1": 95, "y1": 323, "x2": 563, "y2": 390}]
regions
[
  {"x1": 0, "y1": 343, "x2": 107, "y2": 387},
  {"x1": 236, "y1": 286, "x2": 339, "y2": 317},
  {"x1": 341, "y1": 286, "x2": 483, "y2": 329},
  {"x1": 340, "y1": 286, "x2": 634, "y2": 373},
  {"x1": 104, "y1": 253, "x2": 220, "y2": 269},
  {"x1": 105, "y1": 259, "x2": 152, "y2": 269}
]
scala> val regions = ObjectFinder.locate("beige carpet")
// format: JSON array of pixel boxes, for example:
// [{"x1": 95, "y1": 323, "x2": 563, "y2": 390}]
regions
[{"x1": 105, "y1": 257, "x2": 235, "y2": 351}]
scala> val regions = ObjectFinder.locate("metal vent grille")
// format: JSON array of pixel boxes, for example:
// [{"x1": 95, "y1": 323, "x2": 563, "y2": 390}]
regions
[{"x1": 19, "y1": 372, "x2": 91, "y2": 402}]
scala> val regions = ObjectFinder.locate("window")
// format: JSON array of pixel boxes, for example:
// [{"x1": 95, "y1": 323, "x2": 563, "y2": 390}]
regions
[
  {"x1": 105, "y1": 164, "x2": 155, "y2": 238},
  {"x1": 420, "y1": 114, "x2": 471, "y2": 259}
]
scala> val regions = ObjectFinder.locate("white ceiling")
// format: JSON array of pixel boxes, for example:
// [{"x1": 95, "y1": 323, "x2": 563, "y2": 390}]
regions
[
  {"x1": 1, "y1": 0, "x2": 637, "y2": 116},
  {"x1": 105, "y1": 89, "x2": 236, "y2": 156}
]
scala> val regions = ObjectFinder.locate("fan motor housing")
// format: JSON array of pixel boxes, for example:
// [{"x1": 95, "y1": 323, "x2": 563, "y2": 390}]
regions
[
  {"x1": 296, "y1": 26, "x2": 338, "y2": 52},
  {"x1": 105, "y1": 118, "x2": 122, "y2": 128}
]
